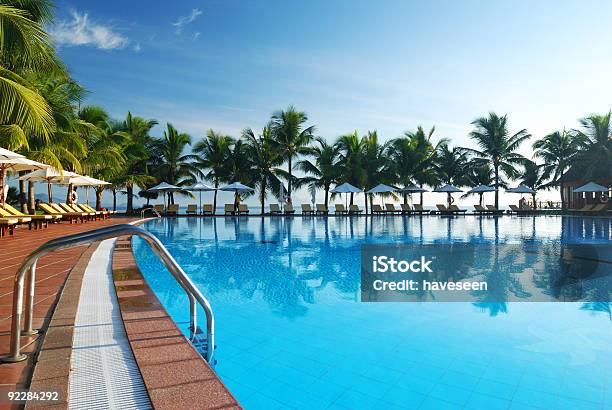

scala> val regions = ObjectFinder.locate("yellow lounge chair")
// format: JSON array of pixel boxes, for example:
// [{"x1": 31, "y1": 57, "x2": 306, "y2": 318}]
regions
[
  {"x1": 371, "y1": 204, "x2": 384, "y2": 215},
  {"x1": 284, "y1": 204, "x2": 295, "y2": 215},
  {"x1": 0, "y1": 206, "x2": 32, "y2": 229},
  {"x1": 400, "y1": 204, "x2": 411, "y2": 214},
  {"x1": 40, "y1": 203, "x2": 85, "y2": 224},
  {"x1": 186, "y1": 204, "x2": 198, "y2": 215},
  {"x1": 78, "y1": 204, "x2": 109, "y2": 219},
  {"x1": 167, "y1": 204, "x2": 180, "y2": 215},
  {"x1": 202, "y1": 204, "x2": 213, "y2": 215},
  {"x1": 316, "y1": 204, "x2": 329, "y2": 215},
  {"x1": 1, "y1": 203, "x2": 54, "y2": 228},
  {"x1": 412, "y1": 204, "x2": 428, "y2": 214},
  {"x1": 269, "y1": 204, "x2": 281, "y2": 215},
  {"x1": 485, "y1": 205, "x2": 504, "y2": 215},
  {"x1": 62, "y1": 203, "x2": 95, "y2": 220},
  {"x1": 238, "y1": 204, "x2": 249, "y2": 215},
  {"x1": 335, "y1": 204, "x2": 348, "y2": 215},
  {"x1": 349, "y1": 204, "x2": 363, "y2": 214},
  {"x1": 448, "y1": 204, "x2": 467, "y2": 213},
  {"x1": 385, "y1": 204, "x2": 399, "y2": 214},
  {"x1": 0, "y1": 217, "x2": 18, "y2": 238},
  {"x1": 224, "y1": 204, "x2": 235, "y2": 215},
  {"x1": 301, "y1": 204, "x2": 314, "y2": 215}
]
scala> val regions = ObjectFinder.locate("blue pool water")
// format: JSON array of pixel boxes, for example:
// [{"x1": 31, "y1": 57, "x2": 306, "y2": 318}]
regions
[{"x1": 132, "y1": 216, "x2": 612, "y2": 409}]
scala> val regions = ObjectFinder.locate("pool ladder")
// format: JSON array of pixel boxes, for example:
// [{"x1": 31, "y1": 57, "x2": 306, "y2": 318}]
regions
[{"x1": 0, "y1": 224, "x2": 215, "y2": 364}]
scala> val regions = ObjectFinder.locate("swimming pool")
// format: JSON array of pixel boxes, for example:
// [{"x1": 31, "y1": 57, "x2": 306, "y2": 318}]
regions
[{"x1": 132, "y1": 216, "x2": 612, "y2": 409}]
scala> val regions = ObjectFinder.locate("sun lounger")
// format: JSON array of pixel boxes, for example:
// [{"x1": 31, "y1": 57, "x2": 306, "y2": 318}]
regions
[
  {"x1": 400, "y1": 204, "x2": 411, "y2": 215},
  {"x1": 509, "y1": 204, "x2": 531, "y2": 214},
  {"x1": 568, "y1": 204, "x2": 593, "y2": 213},
  {"x1": 371, "y1": 204, "x2": 384, "y2": 215},
  {"x1": 335, "y1": 204, "x2": 348, "y2": 215},
  {"x1": 72, "y1": 203, "x2": 102, "y2": 220},
  {"x1": 412, "y1": 204, "x2": 428, "y2": 214},
  {"x1": 1, "y1": 204, "x2": 54, "y2": 228},
  {"x1": 586, "y1": 203, "x2": 608, "y2": 214},
  {"x1": 0, "y1": 217, "x2": 18, "y2": 238},
  {"x1": 57, "y1": 203, "x2": 93, "y2": 221},
  {"x1": 316, "y1": 204, "x2": 329, "y2": 215},
  {"x1": 349, "y1": 204, "x2": 363, "y2": 214},
  {"x1": 224, "y1": 204, "x2": 235, "y2": 215},
  {"x1": 474, "y1": 204, "x2": 488, "y2": 214},
  {"x1": 269, "y1": 204, "x2": 281, "y2": 215},
  {"x1": 301, "y1": 204, "x2": 314, "y2": 215},
  {"x1": 202, "y1": 204, "x2": 213, "y2": 215},
  {"x1": 153, "y1": 204, "x2": 165, "y2": 215},
  {"x1": 66, "y1": 203, "x2": 96, "y2": 220},
  {"x1": 284, "y1": 204, "x2": 295, "y2": 215},
  {"x1": 0, "y1": 207, "x2": 32, "y2": 229},
  {"x1": 385, "y1": 204, "x2": 400, "y2": 214},
  {"x1": 485, "y1": 205, "x2": 504, "y2": 215},
  {"x1": 77, "y1": 204, "x2": 109, "y2": 219},
  {"x1": 238, "y1": 204, "x2": 249, "y2": 215},
  {"x1": 436, "y1": 204, "x2": 450, "y2": 214},
  {"x1": 38, "y1": 202, "x2": 87, "y2": 223},
  {"x1": 167, "y1": 204, "x2": 179, "y2": 215},
  {"x1": 448, "y1": 205, "x2": 467, "y2": 213},
  {"x1": 186, "y1": 204, "x2": 198, "y2": 215}
]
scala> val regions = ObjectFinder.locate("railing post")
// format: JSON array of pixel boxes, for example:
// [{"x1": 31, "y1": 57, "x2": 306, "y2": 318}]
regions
[
  {"x1": 189, "y1": 293, "x2": 197, "y2": 334},
  {"x1": 23, "y1": 260, "x2": 38, "y2": 336},
  {"x1": 4, "y1": 266, "x2": 28, "y2": 362}
]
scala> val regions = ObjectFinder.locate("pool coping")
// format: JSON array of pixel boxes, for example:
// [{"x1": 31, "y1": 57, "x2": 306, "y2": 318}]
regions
[{"x1": 111, "y1": 234, "x2": 240, "y2": 409}]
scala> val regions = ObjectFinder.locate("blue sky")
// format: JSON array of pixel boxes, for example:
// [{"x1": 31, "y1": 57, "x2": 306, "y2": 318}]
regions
[{"x1": 44, "y1": 0, "x2": 612, "y2": 207}]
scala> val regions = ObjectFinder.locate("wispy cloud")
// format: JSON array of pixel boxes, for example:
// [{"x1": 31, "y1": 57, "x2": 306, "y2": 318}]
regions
[
  {"x1": 133, "y1": 43, "x2": 142, "y2": 53},
  {"x1": 49, "y1": 10, "x2": 129, "y2": 50},
  {"x1": 173, "y1": 8, "x2": 202, "y2": 34},
  {"x1": 193, "y1": 32, "x2": 201, "y2": 41}
]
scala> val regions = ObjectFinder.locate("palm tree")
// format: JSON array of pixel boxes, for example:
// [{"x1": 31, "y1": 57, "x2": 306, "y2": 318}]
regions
[
  {"x1": 404, "y1": 126, "x2": 446, "y2": 205},
  {"x1": 434, "y1": 143, "x2": 470, "y2": 186},
  {"x1": 193, "y1": 129, "x2": 233, "y2": 215},
  {"x1": 295, "y1": 137, "x2": 340, "y2": 207},
  {"x1": 361, "y1": 131, "x2": 393, "y2": 211},
  {"x1": 243, "y1": 125, "x2": 284, "y2": 214},
  {"x1": 223, "y1": 139, "x2": 252, "y2": 206},
  {"x1": 462, "y1": 162, "x2": 496, "y2": 206},
  {"x1": 119, "y1": 112, "x2": 157, "y2": 212},
  {"x1": 154, "y1": 123, "x2": 199, "y2": 204},
  {"x1": 270, "y1": 106, "x2": 315, "y2": 199},
  {"x1": 0, "y1": 1, "x2": 58, "y2": 147},
  {"x1": 573, "y1": 112, "x2": 612, "y2": 181},
  {"x1": 520, "y1": 160, "x2": 550, "y2": 209},
  {"x1": 533, "y1": 130, "x2": 584, "y2": 210},
  {"x1": 336, "y1": 131, "x2": 364, "y2": 189},
  {"x1": 467, "y1": 112, "x2": 531, "y2": 208}
]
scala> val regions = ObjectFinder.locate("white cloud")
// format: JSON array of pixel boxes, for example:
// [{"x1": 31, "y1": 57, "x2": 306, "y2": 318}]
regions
[
  {"x1": 173, "y1": 9, "x2": 202, "y2": 34},
  {"x1": 193, "y1": 32, "x2": 201, "y2": 41},
  {"x1": 133, "y1": 43, "x2": 142, "y2": 53},
  {"x1": 49, "y1": 10, "x2": 129, "y2": 50}
]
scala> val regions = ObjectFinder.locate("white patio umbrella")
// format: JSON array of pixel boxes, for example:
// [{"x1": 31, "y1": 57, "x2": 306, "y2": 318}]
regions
[
  {"x1": 148, "y1": 182, "x2": 181, "y2": 207},
  {"x1": 366, "y1": 183, "x2": 396, "y2": 208},
  {"x1": 468, "y1": 184, "x2": 496, "y2": 206},
  {"x1": 19, "y1": 167, "x2": 77, "y2": 203},
  {"x1": 506, "y1": 185, "x2": 536, "y2": 194},
  {"x1": 572, "y1": 182, "x2": 609, "y2": 193},
  {"x1": 434, "y1": 184, "x2": 464, "y2": 207},
  {"x1": 332, "y1": 182, "x2": 362, "y2": 208},
  {"x1": 187, "y1": 182, "x2": 216, "y2": 214},
  {"x1": 219, "y1": 182, "x2": 255, "y2": 207},
  {"x1": 0, "y1": 149, "x2": 48, "y2": 205},
  {"x1": 69, "y1": 175, "x2": 110, "y2": 205},
  {"x1": 397, "y1": 184, "x2": 429, "y2": 204}
]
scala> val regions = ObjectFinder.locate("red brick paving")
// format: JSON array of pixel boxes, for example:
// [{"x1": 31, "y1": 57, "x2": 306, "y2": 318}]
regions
[{"x1": 0, "y1": 217, "x2": 136, "y2": 409}]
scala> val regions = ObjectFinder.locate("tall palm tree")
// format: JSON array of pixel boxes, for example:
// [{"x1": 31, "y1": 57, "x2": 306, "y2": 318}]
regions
[
  {"x1": 0, "y1": 1, "x2": 58, "y2": 147},
  {"x1": 533, "y1": 130, "x2": 584, "y2": 210},
  {"x1": 223, "y1": 139, "x2": 252, "y2": 206},
  {"x1": 361, "y1": 131, "x2": 393, "y2": 211},
  {"x1": 467, "y1": 112, "x2": 531, "y2": 208},
  {"x1": 270, "y1": 106, "x2": 315, "y2": 199},
  {"x1": 520, "y1": 160, "x2": 550, "y2": 209},
  {"x1": 573, "y1": 112, "x2": 612, "y2": 181},
  {"x1": 434, "y1": 143, "x2": 469, "y2": 186},
  {"x1": 154, "y1": 123, "x2": 199, "y2": 204},
  {"x1": 193, "y1": 129, "x2": 233, "y2": 214},
  {"x1": 243, "y1": 125, "x2": 283, "y2": 213},
  {"x1": 405, "y1": 126, "x2": 446, "y2": 205},
  {"x1": 295, "y1": 137, "x2": 340, "y2": 207}
]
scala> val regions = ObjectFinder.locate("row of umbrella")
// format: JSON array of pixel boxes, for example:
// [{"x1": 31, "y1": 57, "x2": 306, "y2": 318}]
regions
[
  {"x1": 147, "y1": 181, "x2": 255, "y2": 209},
  {"x1": 1, "y1": 147, "x2": 110, "y2": 206}
]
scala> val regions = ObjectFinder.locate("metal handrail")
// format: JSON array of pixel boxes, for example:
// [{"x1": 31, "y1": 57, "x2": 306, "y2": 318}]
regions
[
  {"x1": 141, "y1": 207, "x2": 161, "y2": 218},
  {"x1": 1, "y1": 224, "x2": 215, "y2": 364}
]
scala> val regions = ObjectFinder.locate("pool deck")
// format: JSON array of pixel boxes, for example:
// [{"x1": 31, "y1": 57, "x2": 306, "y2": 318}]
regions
[{"x1": 0, "y1": 217, "x2": 239, "y2": 409}]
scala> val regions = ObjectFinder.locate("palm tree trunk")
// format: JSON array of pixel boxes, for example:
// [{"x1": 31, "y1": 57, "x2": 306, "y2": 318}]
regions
[
  {"x1": 403, "y1": 194, "x2": 408, "y2": 205},
  {"x1": 27, "y1": 181, "x2": 35, "y2": 214},
  {"x1": 113, "y1": 189, "x2": 117, "y2": 211},
  {"x1": 350, "y1": 192, "x2": 354, "y2": 205},
  {"x1": 364, "y1": 193, "x2": 368, "y2": 214},
  {"x1": 127, "y1": 184, "x2": 133, "y2": 213},
  {"x1": 494, "y1": 163, "x2": 500, "y2": 209},
  {"x1": 19, "y1": 171, "x2": 27, "y2": 213},
  {"x1": 419, "y1": 185, "x2": 424, "y2": 205},
  {"x1": 287, "y1": 156, "x2": 292, "y2": 199},
  {"x1": 213, "y1": 179, "x2": 218, "y2": 215},
  {"x1": 559, "y1": 174, "x2": 565, "y2": 210},
  {"x1": 260, "y1": 181, "x2": 266, "y2": 214},
  {"x1": 96, "y1": 188, "x2": 103, "y2": 210},
  {"x1": 324, "y1": 187, "x2": 329, "y2": 207},
  {"x1": 532, "y1": 193, "x2": 537, "y2": 209}
]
